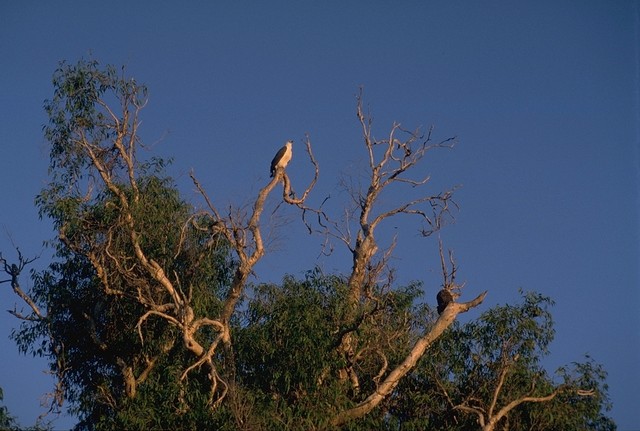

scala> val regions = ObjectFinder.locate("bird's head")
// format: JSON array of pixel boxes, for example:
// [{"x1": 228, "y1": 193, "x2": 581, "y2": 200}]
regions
[{"x1": 286, "y1": 140, "x2": 293, "y2": 148}]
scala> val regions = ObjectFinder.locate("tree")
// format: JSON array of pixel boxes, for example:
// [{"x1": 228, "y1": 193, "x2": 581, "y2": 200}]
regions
[
  {"x1": 0, "y1": 60, "x2": 613, "y2": 430},
  {"x1": 3, "y1": 59, "x2": 244, "y2": 428},
  {"x1": 385, "y1": 291, "x2": 615, "y2": 431},
  {"x1": 0, "y1": 59, "x2": 319, "y2": 428}
]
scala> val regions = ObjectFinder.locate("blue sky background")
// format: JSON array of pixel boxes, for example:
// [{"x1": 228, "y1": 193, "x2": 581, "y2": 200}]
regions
[{"x1": 1, "y1": 1, "x2": 638, "y2": 429}]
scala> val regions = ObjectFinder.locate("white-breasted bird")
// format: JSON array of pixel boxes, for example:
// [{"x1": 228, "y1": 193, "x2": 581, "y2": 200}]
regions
[{"x1": 270, "y1": 140, "x2": 293, "y2": 177}]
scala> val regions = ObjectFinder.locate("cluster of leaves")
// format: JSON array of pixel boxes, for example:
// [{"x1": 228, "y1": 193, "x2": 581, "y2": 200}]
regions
[{"x1": 225, "y1": 271, "x2": 426, "y2": 429}]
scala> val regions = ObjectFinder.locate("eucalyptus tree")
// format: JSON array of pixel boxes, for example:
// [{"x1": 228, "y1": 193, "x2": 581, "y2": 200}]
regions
[
  {"x1": 1, "y1": 59, "x2": 316, "y2": 428},
  {"x1": 0, "y1": 60, "x2": 613, "y2": 430}
]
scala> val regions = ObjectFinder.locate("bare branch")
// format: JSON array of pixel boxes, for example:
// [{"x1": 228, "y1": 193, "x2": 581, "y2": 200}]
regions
[
  {"x1": 282, "y1": 135, "x2": 319, "y2": 205},
  {"x1": 456, "y1": 404, "x2": 487, "y2": 428},
  {"x1": 136, "y1": 309, "x2": 182, "y2": 344},
  {"x1": 330, "y1": 291, "x2": 488, "y2": 427},
  {"x1": 488, "y1": 354, "x2": 517, "y2": 419},
  {"x1": 190, "y1": 172, "x2": 223, "y2": 222},
  {"x1": 1, "y1": 249, "x2": 43, "y2": 319}
]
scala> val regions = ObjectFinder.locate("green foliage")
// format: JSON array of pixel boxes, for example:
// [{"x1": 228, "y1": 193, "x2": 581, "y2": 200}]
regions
[
  {"x1": 545, "y1": 358, "x2": 617, "y2": 431},
  {"x1": 384, "y1": 290, "x2": 615, "y2": 430},
  {"x1": 228, "y1": 270, "x2": 429, "y2": 429},
  {"x1": 41, "y1": 59, "x2": 147, "y2": 194},
  {"x1": 238, "y1": 274, "x2": 343, "y2": 399},
  {"x1": 12, "y1": 60, "x2": 232, "y2": 430},
  {"x1": 233, "y1": 272, "x2": 355, "y2": 428},
  {"x1": 19, "y1": 174, "x2": 232, "y2": 429}
]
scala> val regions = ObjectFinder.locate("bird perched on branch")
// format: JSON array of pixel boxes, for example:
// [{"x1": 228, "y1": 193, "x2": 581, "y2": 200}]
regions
[
  {"x1": 270, "y1": 140, "x2": 293, "y2": 177},
  {"x1": 437, "y1": 288, "x2": 459, "y2": 315}
]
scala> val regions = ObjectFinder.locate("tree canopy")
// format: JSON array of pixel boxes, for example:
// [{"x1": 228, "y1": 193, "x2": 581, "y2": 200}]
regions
[{"x1": 0, "y1": 60, "x2": 615, "y2": 430}]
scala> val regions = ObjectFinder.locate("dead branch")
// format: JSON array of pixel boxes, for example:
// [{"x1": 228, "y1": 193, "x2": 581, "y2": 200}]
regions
[
  {"x1": 282, "y1": 134, "x2": 320, "y2": 205},
  {"x1": 330, "y1": 291, "x2": 488, "y2": 427},
  {"x1": 181, "y1": 137, "x2": 319, "y2": 407},
  {"x1": 1, "y1": 248, "x2": 66, "y2": 411},
  {"x1": 346, "y1": 91, "x2": 458, "y2": 305},
  {"x1": 331, "y1": 92, "x2": 460, "y2": 399},
  {"x1": 1, "y1": 249, "x2": 44, "y2": 319}
]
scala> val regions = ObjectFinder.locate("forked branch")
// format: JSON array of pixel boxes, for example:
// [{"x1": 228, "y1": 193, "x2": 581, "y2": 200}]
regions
[
  {"x1": 0, "y1": 249, "x2": 43, "y2": 320},
  {"x1": 330, "y1": 291, "x2": 488, "y2": 427},
  {"x1": 329, "y1": 92, "x2": 485, "y2": 426}
]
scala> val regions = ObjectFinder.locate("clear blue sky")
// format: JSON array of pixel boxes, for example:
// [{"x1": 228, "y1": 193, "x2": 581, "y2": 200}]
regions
[{"x1": 1, "y1": 1, "x2": 638, "y2": 429}]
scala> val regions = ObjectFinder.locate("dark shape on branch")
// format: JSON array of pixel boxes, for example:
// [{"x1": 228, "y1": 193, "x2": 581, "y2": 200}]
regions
[
  {"x1": 437, "y1": 288, "x2": 455, "y2": 315},
  {"x1": 270, "y1": 140, "x2": 293, "y2": 177}
]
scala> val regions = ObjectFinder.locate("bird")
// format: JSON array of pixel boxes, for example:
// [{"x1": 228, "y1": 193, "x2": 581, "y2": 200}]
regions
[
  {"x1": 436, "y1": 288, "x2": 456, "y2": 315},
  {"x1": 270, "y1": 140, "x2": 293, "y2": 177}
]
